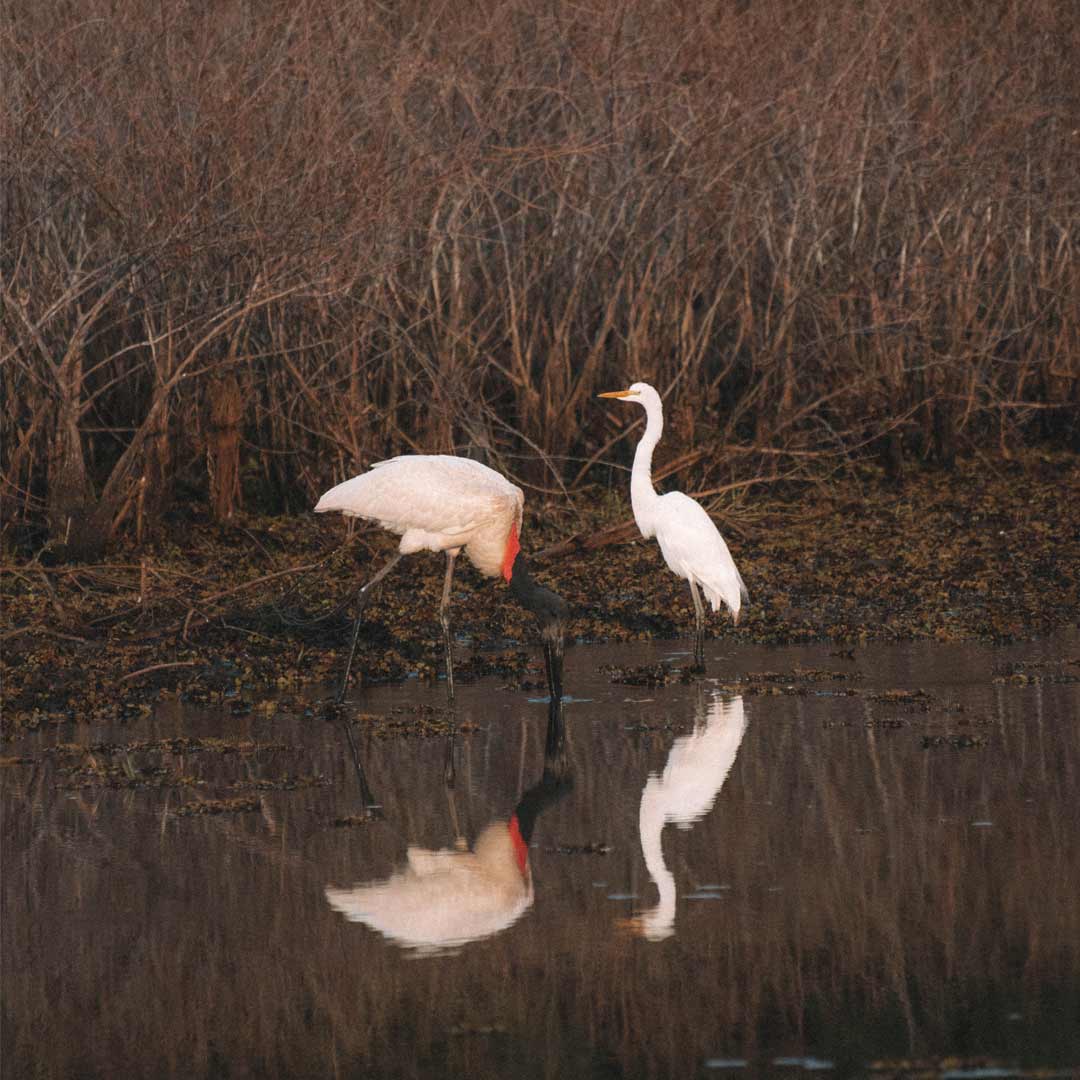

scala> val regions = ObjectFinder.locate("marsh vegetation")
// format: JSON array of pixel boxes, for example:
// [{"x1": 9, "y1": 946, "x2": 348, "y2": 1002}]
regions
[{"x1": 4, "y1": 0, "x2": 1078, "y2": 563}]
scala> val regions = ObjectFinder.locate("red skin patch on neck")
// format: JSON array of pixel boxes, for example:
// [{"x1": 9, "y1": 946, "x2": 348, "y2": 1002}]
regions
[
  {"x1": 507, "y1": 814, "x2": 529, "y2": 877},
  {"x1": 502, "y1": 522, "x2": 521, "y2": 582}
]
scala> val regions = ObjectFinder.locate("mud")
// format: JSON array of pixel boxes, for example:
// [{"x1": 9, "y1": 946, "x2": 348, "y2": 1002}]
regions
[{"x1": 3, "y1": 452, "x2": 1078, "y2": 737}]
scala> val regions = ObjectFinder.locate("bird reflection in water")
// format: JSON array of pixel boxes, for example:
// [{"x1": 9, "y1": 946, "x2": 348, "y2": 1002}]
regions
[
  {"x1": 622, "y1": 694, "x2": 746, "y2": 941},
  {"x1": 326, "y1": 704, "x2": 572, "y2": 955}
]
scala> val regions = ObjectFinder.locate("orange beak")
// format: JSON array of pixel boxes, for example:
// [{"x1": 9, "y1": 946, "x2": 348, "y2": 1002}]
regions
[{"x1": 597, "y1": 389, "x2": 638, "y2": 399}]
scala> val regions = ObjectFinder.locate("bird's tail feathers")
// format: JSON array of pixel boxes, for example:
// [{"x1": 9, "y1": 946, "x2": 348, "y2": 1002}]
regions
[
  {"x1": 703, "y1": 571, "x2": 748, "y2": 621},
  {"x1": 737, "y1": 566, "x2": 750, "y2": 603}
]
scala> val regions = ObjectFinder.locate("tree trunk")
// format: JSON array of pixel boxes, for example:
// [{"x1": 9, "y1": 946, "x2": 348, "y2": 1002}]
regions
[
  {"x1": 207, "y1": 375, "x2": 243, "y2": 521},
  {"x1": 46, "y1": 352, "x2": 108, "y2": 560},
  {"x1": 140, "y1": 314, "x2": 175, "y2": 529}
]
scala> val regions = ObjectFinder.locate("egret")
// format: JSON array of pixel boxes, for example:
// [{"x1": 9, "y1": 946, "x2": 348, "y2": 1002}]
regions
[
  {"x1": 624, "y1": 694, "x2": 746, "y2": 941},
  {"x1": 598, "y1": 382, "x2": 747, "y2": 671},
  {"x1": 315, "y1": 455, "x2": 566, "y2": 703}
]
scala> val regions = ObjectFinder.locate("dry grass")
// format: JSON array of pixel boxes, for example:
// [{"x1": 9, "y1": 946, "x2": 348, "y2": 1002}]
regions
[{"x1": 3, "y1": 0, "x2": 1079, "y2": 557}]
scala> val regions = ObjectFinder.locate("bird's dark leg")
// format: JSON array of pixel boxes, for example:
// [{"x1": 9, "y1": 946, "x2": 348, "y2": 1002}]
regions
[
  {"x1": 443, "y1": 723, "x2": 457, "y2": 788},
  {"x1": 544, "y1": 695, "x2": 568, "y2": 776},
  {"x1": 336, "y1": 551, "x2": 404, "y2": 704},
  {"x1": 440, "y1": 551, "x2": 458, "y2": 702},
  {"x1": 543, "y1": 638, "x2": 564, "y2": 704},
  {"x1": 688, "y1": 578, "x2": 706, "y2": 673},
  {"x1": 339, "y1": 714, "x2": 381, "y2": 818}
]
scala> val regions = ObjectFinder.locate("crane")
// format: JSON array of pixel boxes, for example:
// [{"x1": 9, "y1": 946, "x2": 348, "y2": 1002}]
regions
[
  {"x1": 315, "y1": 455, "x2": 566, "y2": 703},
  {"x1": 598, "y1": 382, "x2": 747, "y2": 671},
  {"x1": 325, "y1": 705, "x2": 572, "y2": 954}
]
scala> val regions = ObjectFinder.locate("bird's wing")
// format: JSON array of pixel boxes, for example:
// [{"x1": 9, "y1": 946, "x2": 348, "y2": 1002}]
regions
[
  {"x1": 654, "y1": 492, "x2": 747, "y2": 612},
  {"x1": 660, "y1": 695, "x2": 747, "y2": 824},
  {"x1": 315, "y1": 455, "x2": 523, "y2": 538}
]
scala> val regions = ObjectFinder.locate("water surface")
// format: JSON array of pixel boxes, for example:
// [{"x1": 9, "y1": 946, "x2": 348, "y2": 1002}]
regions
[{"x1": 4, "y1": 636, "x2": 1079, "y2": 1078}]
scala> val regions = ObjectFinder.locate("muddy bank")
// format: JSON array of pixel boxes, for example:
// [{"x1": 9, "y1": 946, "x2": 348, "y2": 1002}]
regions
[{"x1": 3, "y1": 453, "x2": 1078, "y2": 737}]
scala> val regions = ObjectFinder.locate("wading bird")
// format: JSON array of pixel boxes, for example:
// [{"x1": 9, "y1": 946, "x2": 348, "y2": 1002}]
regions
[
  {"x1": 315, "y1": 455, "x2": 566, "y2": 704},
  {"x1": 624, "y1": 694, "x2": 746, "y2": 941},
  {"x1": 325, "y1": 705, "x2": 572, "y2": 954},
  {"x1": 598, "y1": 382, "x2": 747, "y2": 670}
]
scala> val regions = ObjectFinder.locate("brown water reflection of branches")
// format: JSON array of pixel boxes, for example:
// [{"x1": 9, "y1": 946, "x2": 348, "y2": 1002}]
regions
[{"x1": 3, "y1": 679, "x2": 1078, "y2": 1077}]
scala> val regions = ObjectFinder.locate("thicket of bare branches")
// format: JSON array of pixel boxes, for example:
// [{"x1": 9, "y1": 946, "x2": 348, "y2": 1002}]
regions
[{"x1": 3, "y1": 0, "x2": 1078, "y2": 557}]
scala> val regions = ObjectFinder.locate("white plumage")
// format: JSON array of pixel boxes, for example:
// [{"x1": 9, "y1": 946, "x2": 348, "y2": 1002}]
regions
[
  {"x1": 598, "y1": 382, "x2": 748, "y2": 670},
  {"x1": 630, "y1": 694, "x2": 747, "y2": 941},
  {"x1": 315, "y1": 453, "x2": 566, "y2": 704},
  {"x1": 315, "y1": 455, "x2": 524, "y2": 579},
  {"x1": 324, "y1": 821, "x2": 533, "y2": 955},
  {"x1": 648, "y1": 491, "x2": 746, "y2": 615}
]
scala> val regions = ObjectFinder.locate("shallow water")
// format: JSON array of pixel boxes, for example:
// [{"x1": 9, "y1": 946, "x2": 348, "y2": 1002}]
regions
[{"x1": 3, "y1": 635, "x2": 1079, "y2": 1079}]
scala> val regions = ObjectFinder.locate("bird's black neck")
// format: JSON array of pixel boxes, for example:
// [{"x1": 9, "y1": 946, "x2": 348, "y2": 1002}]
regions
[
  {"x1": 507, "y1": 557, "x2": 563, "y2": 626},
  {"x1": 508, "y1": 555, "x2": 567, "y2": 702}
]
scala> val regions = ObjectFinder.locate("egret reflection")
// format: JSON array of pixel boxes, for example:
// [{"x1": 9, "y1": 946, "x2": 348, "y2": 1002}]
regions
[
  {"x1": 326, "y1": 707, "x2": 571, "y2": 955},
  {"x1": 625, "y1": 693, "x2": 746, "y2": 941}
]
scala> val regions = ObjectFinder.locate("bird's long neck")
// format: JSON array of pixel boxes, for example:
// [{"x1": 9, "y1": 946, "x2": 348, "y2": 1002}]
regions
[
  {"x1": 638, "y1": 778, "x2": 677, "y2": 935},
  {"x1": 507, "y1": 557, "x2": 545, "y2": 616},
  {"x1": 631, "y1": 397, "x2": 663, "y2": 535},
  {"x1": 507, "y1": 556, "x2": 566, "y2": 645},
  {"x1": 507, "y1": 555, "x2": 566, "y2": 702},
  {"x1": 513, "y1": 762, "x2": 573, "y2": 846}
]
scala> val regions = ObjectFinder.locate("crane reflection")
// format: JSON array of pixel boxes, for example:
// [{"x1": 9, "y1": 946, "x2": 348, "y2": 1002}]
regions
[{"x1": 326, "y1": 705, "x2": 571, "y2": 955}]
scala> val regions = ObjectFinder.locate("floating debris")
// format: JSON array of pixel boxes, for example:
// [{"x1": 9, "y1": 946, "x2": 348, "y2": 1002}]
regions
[
  {"x1": 547, "y1": 841, "x2": 612, "y2": 856},
  {"x1": 601, "y1": 662, "x2": 693, "y2": 686},
  {"x1": 332, "y1": 815, "x2": 380, "y2": 828},
  {"x1": 866, "y1": 689, "x2": 936, "y2": 710},
  {"x1": 175, "y1": 797, "x2": 260, "y2": 816},
  {"x1": 921, "y1": 735, "x2": 987, "y2": 750},
  {"x1": 232, "y1": 774, "x2": 330, "y2": 791}
]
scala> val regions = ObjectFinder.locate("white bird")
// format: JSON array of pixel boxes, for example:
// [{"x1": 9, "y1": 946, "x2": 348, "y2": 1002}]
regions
[
  {"x1": 626, "y1": 694, "x2": 747, "y2": 941},
  {"x1": 315, "y1": 455, "x2": 566, "y2": 703},
  {"x1": 325, "y1": 819, "x2": 535, "y2": 955},
  {"x1": 326, "y1": 711, "x2": 572, "y2": 954},
  {"x1": 598, "y1": 383, "x2": 747, "y2": 671}
]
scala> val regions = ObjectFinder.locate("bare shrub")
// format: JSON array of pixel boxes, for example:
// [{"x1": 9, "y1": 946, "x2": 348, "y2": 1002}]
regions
[{"x1": 3, "y1": 0, "x2": 1077, "y2": 553}]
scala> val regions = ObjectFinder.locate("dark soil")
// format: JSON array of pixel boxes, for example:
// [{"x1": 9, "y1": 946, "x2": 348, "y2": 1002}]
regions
[{"x1": 3, "y1": 452, "x2": 1078, "y2": 738}]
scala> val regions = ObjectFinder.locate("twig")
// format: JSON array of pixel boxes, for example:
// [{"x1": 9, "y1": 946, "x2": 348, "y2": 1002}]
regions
[
  {"x1": 533, "y1": 519, "x2": 641, "y2": 560},
  {"x1": 118, "y1": 660, "x2": 202, "y2": 683},
  {"x1": 0, "y1": 625, "x2": 90, "y2": 644},
  {"x1": 170, "y1": 558, "x2": 330, "y2": 637},
  {"x1": 36, "y1": 569, "x2": 67, "y2": 619}
]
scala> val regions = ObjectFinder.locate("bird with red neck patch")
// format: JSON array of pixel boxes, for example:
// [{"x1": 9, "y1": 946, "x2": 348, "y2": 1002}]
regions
[
  {"x1": 325, "y1": 706, "x2": 573, "y2": 955},
  {"x1": 501, "y1": 521, "x2": 521, "y2": 582},
  {"x1": 316, "y1": 454, "x2": 567, "y2": 704}
]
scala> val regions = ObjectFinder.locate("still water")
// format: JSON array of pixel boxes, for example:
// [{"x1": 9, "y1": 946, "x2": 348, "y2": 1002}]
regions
[{"x1": 4, "y1": 637, "x2": 1079, "y2": 1078}]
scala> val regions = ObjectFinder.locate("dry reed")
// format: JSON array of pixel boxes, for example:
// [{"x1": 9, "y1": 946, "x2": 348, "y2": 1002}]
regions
[{"x1": 3, "y1": 0, "x2": 1078, "y2": 557}]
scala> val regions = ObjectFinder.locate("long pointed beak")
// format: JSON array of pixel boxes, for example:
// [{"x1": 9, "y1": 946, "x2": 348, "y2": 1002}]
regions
[{"x1": 597, "y1": 389, "x2": 636, "y2": 399}]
